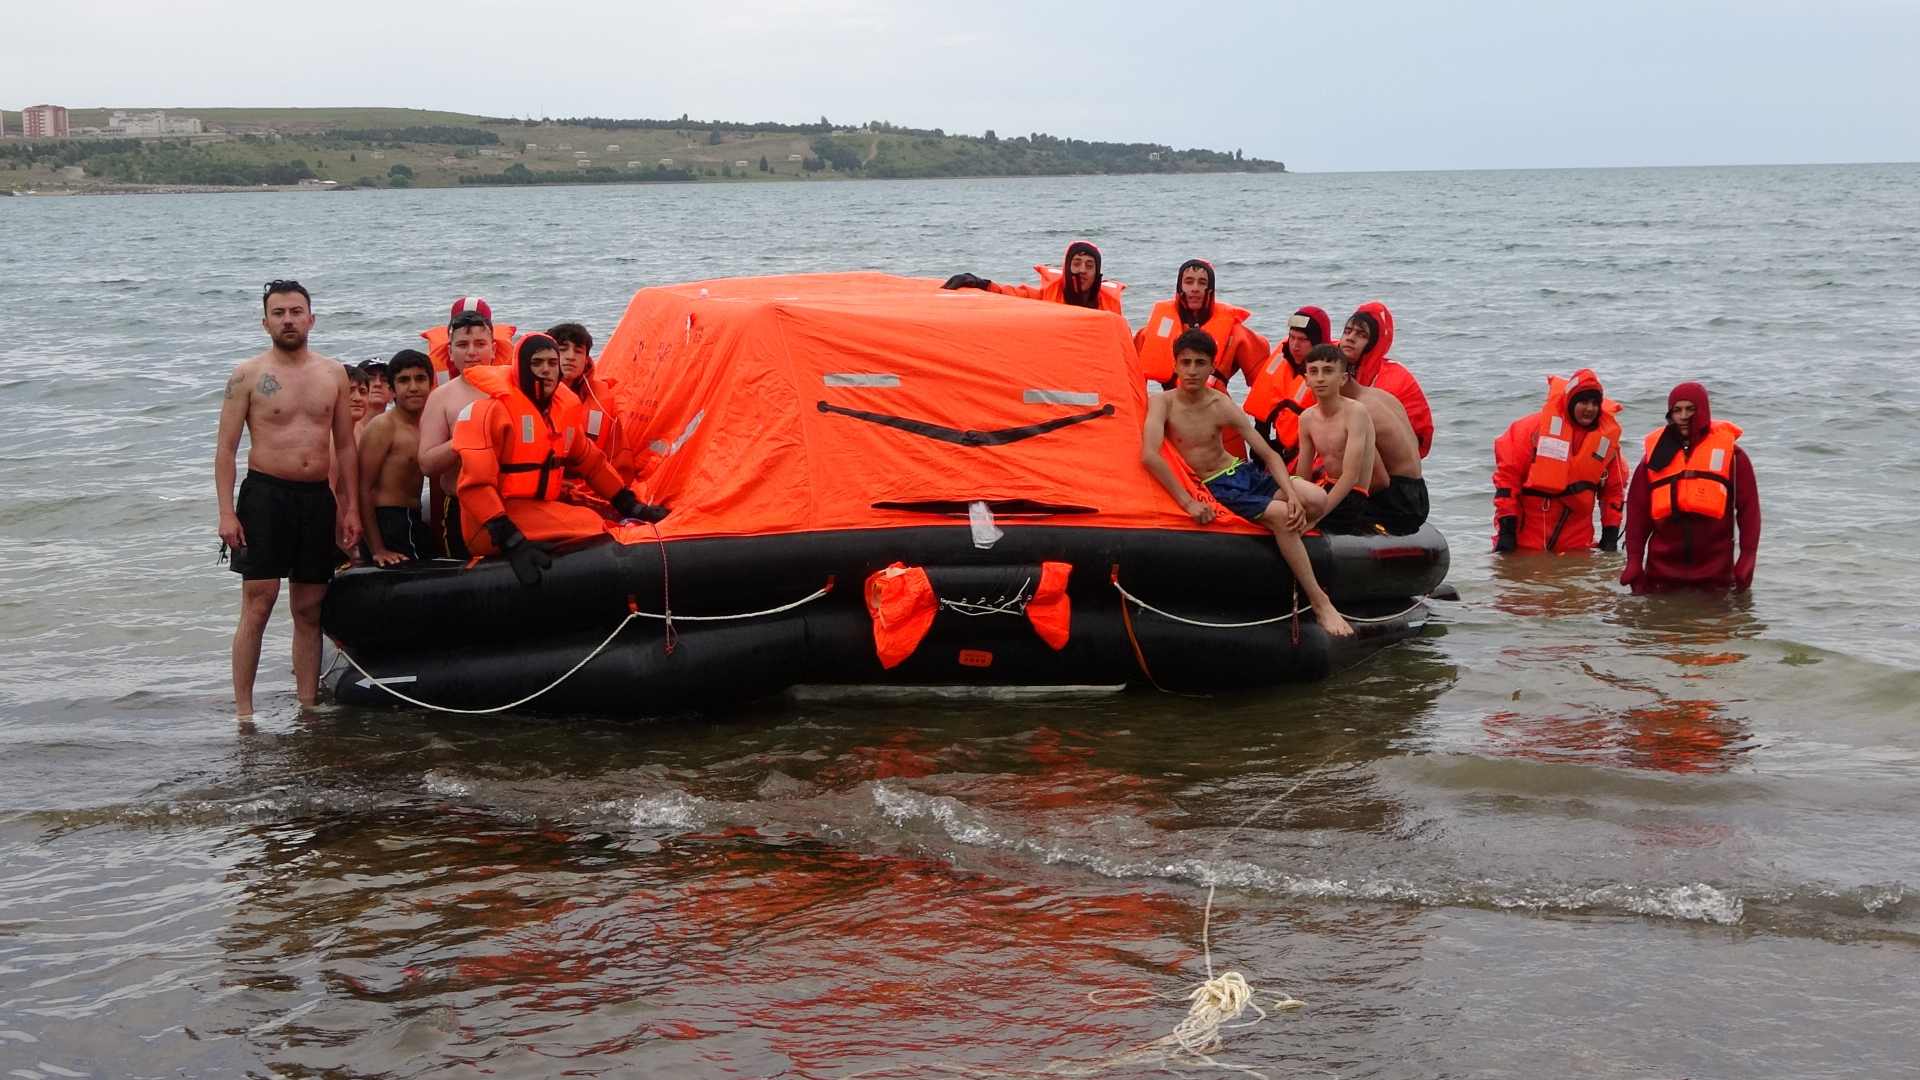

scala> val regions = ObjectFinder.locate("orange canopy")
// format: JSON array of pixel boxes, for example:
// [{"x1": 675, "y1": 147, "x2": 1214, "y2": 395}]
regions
[{"x1": 592, "y1": 273, "x2": 1260, "y2": 540}]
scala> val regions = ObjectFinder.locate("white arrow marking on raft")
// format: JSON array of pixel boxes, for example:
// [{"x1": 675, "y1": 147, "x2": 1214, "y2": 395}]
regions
[{"x1": 356, "y1": 674, "x2": 419, "y2": 689}]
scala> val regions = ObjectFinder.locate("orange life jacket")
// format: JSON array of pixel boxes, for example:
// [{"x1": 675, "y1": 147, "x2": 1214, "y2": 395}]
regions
[
  {"x1": 1523, "y1": 375, "x2": 1622, "y2": 501},
  {"x1": 1242, "y1": 346, "x2": 1315, "y2": 456},
  {"x1": 420, "y1": 323, "x2": 518, "y2": 386},
  {"x1": 1136, "y1": 299, "x2": 1250, "y2": 385},
  {"x1": 458, "y1": 365, "x2": 585, "y2": 502},
  {"x1": 1643, "y1": 420, "x2": 1742, "y2": 522},
  {"x1": 1028, "y1": 264, "x2": 1126, "y2": 315}
]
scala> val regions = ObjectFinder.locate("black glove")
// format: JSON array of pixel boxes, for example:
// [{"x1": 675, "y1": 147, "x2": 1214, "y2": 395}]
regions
[
  {"x1": 941, "y1": 273, "x2": 992, "y2": 291},
  {"x1": 1493, "y1": 516, "x2": 1518, "y2": 554},
  {"x1": 1598, "y1": 525, "x2": 1620, "y2": 552},
  {"x1": 610, "y1": 489, "x2": 669, "y2": 523},
  {"x1": 485, "y1": 516, "x2": 551, "y2": 587}
]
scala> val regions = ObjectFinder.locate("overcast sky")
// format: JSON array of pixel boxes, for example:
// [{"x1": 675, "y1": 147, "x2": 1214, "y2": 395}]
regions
[{"x1": 6, "y1": 0, "x2": 1916, "y2": 172}]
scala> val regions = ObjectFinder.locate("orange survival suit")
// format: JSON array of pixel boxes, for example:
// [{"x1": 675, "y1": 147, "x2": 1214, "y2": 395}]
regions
[
  {"x1": 1134, "y1": 259, "x2": 1270, "y2": 388},
  {"x1": 1242, "y1": 305, "x2": 1331, "y2": 464},
  {"x1": 1345, "y1": 302, "x2": 1434, "y2": 458},
  {"x1": 1491, "y1": 368, "x2": 1626, "y2": 553},
  {"x1": 943, "y1": 240, "x2": 1127, "y2": 316},
  {"x1": 559, "y1": 360, "x2": 650, "y2": 515},
  {"x1": 1621, "y1": 382, "x2": 1760, "y2": 593},
  {"x1": 450, "y1": 339, "x2": 652, "y2": 579}
]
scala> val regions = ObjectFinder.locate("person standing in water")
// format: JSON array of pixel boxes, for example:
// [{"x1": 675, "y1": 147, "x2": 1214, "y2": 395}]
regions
[
  {"x1": 214, "y1": 280, "x2": 361, "y2": 718},
  {"x1": 1621, "y1": 382, "x2": 1760, "y2": 593},
  {"x1": 1491, "y1": 368, "x2": 1626, "y2": 554}
]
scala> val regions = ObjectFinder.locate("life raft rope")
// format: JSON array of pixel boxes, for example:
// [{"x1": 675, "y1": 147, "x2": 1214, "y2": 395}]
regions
[
  {"x1": 332, "y1": 579, "x2": 834, "y2": 715},
  {"x1": 1110, "y1": 573, "x2": 1431, "y2": 628},
  {"x1": 938, "y1": 577, "x2": 1034, "y2": 617}
]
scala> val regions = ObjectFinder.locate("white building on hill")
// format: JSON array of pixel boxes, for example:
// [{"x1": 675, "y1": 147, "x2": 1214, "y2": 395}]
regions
[{"x1": 108, "y1": 111, "x2": 202, "y2": 136}]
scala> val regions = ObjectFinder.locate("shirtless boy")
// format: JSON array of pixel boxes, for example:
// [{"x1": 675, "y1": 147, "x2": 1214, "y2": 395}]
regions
[
  {"x1": 214, "y1": 280, "x2": 361, "y2": 717},
  {"x1": 1340, "y1": 357, "x2": 1428, "y2": 534},
  {"x1": 345, "y1": 364, "x2": 372, "y2": 440},
  {"x1": 1293, "y1": 344, "x2": 1378, "y2": 536},
  {"x1": 416, "y1": 297, "x2": 500, "y2": 558},
  {"x1": 357, "y1": 350, "x2": 434, "y2": 566},
  {"x1": 1141, "y1": 330, "x2": 1354, "y2": 637}
]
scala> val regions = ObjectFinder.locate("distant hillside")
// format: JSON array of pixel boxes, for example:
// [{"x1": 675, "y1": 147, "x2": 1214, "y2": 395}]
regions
[{"x1": 1, "y1": 107, "x2": 1283, "y2": 192}]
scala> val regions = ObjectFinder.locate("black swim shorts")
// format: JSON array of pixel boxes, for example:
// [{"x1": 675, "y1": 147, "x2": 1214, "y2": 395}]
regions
[
  {"x1": 228, "y1": 470, "x2": 338, "y2": 584},
  {"x1": 1368, "y1": 475, "x2": 1430, "y2": 536},
  {"x1": 1315, "y1": 482, "x2": 1376, "y2": 536},
  {"x1": 374, "y1": 505, "x2": 431, "y2": 562}
]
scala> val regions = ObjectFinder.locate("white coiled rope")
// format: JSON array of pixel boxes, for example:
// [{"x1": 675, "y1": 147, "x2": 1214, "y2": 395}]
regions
[{"x1": 1111, "y1": 575, "x2": 1430, "y2": 627}]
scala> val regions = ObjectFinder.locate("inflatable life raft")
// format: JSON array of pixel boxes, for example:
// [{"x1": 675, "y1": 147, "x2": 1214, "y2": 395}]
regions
[{"x1": 325, "y1": 273, "x2": 1449, "y2": 714}]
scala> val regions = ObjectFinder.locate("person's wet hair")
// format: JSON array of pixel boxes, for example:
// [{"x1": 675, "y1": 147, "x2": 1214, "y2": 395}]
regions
[
  {"x1": 344, "y1": 363, "x2": 371, "y2": 387},
  {"x1": 1172, "y1": 327, "x2": 1218, "y2": 361},
  {"x1": 386, "y1": 349, "x2": 431, "y2": 385},
  {"x1": 1306, "y1": 343, "x2": 1349, "y2": 371},
  {"x1": 262, "y1": 278, "x2": 310, "y2": 313},
  {"x1": 546, "y1": 322, "x2": 594, "y2": 354}
]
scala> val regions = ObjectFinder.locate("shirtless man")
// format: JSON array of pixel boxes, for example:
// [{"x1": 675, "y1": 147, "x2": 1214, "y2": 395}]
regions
[
  {"x1": 1340, "y1": 357, "x2": 1428, "y2": 534},
  {"x1": 214, "y1": 279, "x2": 361, "y2": 717},
  {"x1": 1293, "y1": 344, "x2": 1378, "y2": 536},
  {"x1": 357, "y1": 350, "x2": 434, "y2": 566},
  {"x1": 416, "y1": 298, "x2": 500, "y2": 558},
  {"x1": 1141, "y1": 329, "x2": 1353, "y2": 637}
]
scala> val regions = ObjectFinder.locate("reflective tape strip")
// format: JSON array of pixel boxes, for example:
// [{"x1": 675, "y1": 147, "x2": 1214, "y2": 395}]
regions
[
  {"x1": 1547, "y1": 415, "x2": 1564, "y2": 437},
  {"x1": 1709, "y1": 448, "x2": 1725, "y2": 472},
  {"x1": 824, "y1": 373, "x2": 901, "y2": 387},
  {"x1": 672, "y1": 410, "x2": 704, "y2": 453},
  {"x1": 455, "y1": 402, "x2": 474, "y2": 422},
  {"x1": 521, "y1": 415, "x2": 536, "y2": 443},
  {"x1": 586, "y1": 409, "x2": 604, "y2": 438},
  {"x1": 1022, "y1": 389, "x2": 1099, "y2": 406},
  {"x1": 1155, "y1": 316, "x2": 1173, "y2": 338},
  {"x1": 1595, "y1": 436, "x2": 1612, "y2": 459}
]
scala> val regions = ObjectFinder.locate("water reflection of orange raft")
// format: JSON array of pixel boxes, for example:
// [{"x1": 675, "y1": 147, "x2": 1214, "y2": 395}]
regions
[{"x1": 324, "y1": 275, "x2": 1449, "y2": 713}]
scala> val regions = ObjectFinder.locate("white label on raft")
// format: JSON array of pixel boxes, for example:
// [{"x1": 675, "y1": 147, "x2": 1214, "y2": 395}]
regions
[
  {"x1": 1022, "y1": 389, "x2": 1099, "y2": 406},
  {"x1": 1537, "y1": 436, "x2": 1571, "y2": 462},
  {"x1": 355, "y1": 674, "x2": 418, "y2": 689},
  {"x1": 1155, "y1": 317, "x2": 1174, "y2": 338},
  {"x1": 1710, "y1": 448, "x2": 1725, "y2": 472},
  {"x1": 521, "y1": 416, "x2": 536, "y2": 444},
  {"x1": 969, "y1": 501, "x2": 1004, "y2": 550},
  {"x1": 824, "y1": 373, "x2": 901, "y2": 388},
  {"x1": 670, "y1": 410, "x2": 704, "y2": 454}
]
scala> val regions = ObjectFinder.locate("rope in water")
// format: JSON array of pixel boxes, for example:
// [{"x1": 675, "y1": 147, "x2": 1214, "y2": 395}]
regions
[{"x1": 332, "y1": 580, "x2": 833, "y2": 715}]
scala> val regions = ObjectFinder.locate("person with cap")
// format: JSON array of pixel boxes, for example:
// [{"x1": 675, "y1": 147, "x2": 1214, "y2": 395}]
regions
[
  {"x1": 1339, "y1": 303, "x2": 1434, "y2": 458},
  {"x1": 451, "y1": 334, "x2": 664, "y2": 586},
  {"x1": 416, "y1": 297, "x2": 510, "y2": 559},
  {"x1": 941, "y1": 241, "x2": 1127, "y2": 316},
  {"x1": 1133, "y1": 259, "x2": 1270, "y2": 390},
  {"x1": 1491, "y1": 368, "x2": 1627, "y2": 554},
  {"x1": 1243, "y1": 305, "x2": 1331, "y2": 465},
  {"x1": 418, "y1": 295, "x2": 516, "y2": 386},
  {"x1": 359, "y1": 358, "x2": 392, "y2": 414},
  {"x1": 1620, "y1": 382, "x2": 1759, "y2": 593}
]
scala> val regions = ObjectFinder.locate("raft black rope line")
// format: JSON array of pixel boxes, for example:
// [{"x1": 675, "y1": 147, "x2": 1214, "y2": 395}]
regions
[{"x1": 331, "y1": 580, "x2": 834, "y2": 715}]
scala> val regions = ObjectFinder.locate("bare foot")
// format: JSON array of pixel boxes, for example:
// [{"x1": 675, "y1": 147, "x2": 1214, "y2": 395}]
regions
[{"x1": 1314, "y1": 599, "x2": 1355, "y2": 638}]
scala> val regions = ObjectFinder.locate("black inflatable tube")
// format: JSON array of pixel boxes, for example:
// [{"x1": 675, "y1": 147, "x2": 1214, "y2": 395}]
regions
[{"x1": 322, "y1": 523, "x2": 1450, "y2": 655}]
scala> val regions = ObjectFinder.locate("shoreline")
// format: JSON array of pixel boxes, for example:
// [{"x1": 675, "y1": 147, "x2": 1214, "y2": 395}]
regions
[{"x1": 10, "y1": 168, "x2": 1286, "y2": 198}]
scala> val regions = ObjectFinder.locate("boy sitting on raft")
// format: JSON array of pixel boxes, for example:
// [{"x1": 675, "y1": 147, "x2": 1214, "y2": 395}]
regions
[
  {"x1": 1295, "y1": 344, "x2": 1381, "y2": 536},
  {"x1": 1141, "y1": 329, "x2": 1354, "y2": 637},
  {"x1": 356, "y1": 350, "x2": 434, "y2": 565}
]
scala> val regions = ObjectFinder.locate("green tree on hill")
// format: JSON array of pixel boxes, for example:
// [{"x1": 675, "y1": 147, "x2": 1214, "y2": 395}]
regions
[
  {"x1": 759, "y1": 155, "x2": 769, "y2": 172},
  {"x1": 387, "y1": 163, "x2": 413, "y2": 179}
]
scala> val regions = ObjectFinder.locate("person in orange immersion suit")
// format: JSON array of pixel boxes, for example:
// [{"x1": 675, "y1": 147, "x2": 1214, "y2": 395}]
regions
[
  {"x1": 941, "y1": 240, "x2": 1126, "y2": 316},
  {"x1": 452, "y1": 334, "x2": 665, "y2": 585},
  {"x1": 1620, "y1": 381, "x2": 1760, "y2": 593},
  {"x1": 1133, "y1": 258, "x2": 1270, "y2": 390},
  {"x1": 1491, "y1": 368, "x2": 1627, "y2": 554}
]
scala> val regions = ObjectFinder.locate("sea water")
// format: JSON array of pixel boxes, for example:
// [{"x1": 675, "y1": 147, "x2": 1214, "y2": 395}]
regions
[{"x1": 1, "y1": 166, "x2": 1917, "y2": 1077}]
